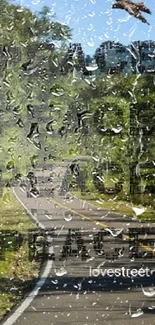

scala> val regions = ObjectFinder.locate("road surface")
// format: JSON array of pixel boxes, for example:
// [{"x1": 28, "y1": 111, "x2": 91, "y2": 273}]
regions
[{"x1": 1, "y1": 159, "x2": 155, "y2": 325}]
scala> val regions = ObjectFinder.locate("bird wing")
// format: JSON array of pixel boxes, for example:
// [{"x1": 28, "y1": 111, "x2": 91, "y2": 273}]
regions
[
  {"x1": 112, "y1": 0, "x2": 150, "y2": 24},
  {"x1": 135, "y1": 2, "x2": 151, "y2": 14},
  {"x1": 113, "y1": 0, "x2": 136, "y2": 15},
  {"x1": 116, "y1": 0, "x2": 134, "y2": 4},
  {"x1": 135, "y1": 11, "x2": 150, "y2": 24}
]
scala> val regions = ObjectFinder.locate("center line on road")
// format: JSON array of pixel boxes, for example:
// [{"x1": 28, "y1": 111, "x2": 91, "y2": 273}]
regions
[
  {"x1": 8, "y1": 184, "x2": 154, "y2": 325},
  {"x1": 48, "y1": 197, "x2": 108, "y2": 228},
  {"x1": 48, "y1": 197, "x2": 155, "y2": 254}
]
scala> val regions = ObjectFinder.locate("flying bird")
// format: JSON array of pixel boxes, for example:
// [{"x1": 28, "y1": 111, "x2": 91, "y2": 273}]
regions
[{"x1": 112, "y1": 1, "x2": 151, "y2": 25}]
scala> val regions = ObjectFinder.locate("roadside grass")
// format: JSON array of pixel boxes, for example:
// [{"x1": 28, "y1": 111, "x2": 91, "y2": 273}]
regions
[
  {"x1": 72, "y1": 190, "x2": 133, "y2": 215},
  {"x1": 0, "y1": 189, "x2": 39, "y2": 320},
  {"x1": 72, "y1": 190, "x2": 155, "y2": 222}
]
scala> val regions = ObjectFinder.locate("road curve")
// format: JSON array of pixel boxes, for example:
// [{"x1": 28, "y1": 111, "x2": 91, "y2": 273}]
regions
[{"x1": 1, "y1": 159, "x2": 155, "y2": 325}]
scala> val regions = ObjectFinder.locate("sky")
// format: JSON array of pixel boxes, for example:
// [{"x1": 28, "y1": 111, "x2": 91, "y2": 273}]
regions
[{"x1": 16, "y1": 0, "x2": 155, "y2": 55}]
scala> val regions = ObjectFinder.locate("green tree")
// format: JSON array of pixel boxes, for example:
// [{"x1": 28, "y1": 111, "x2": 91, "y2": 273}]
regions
[{"x1": 0, "y1": 0, "x2": 72, "y2": 182}]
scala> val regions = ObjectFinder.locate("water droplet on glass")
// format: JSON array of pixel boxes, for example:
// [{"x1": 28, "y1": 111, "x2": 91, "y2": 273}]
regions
[
  {"x1": 27, "y1": 123, "x2": 39, "y2": 141},
  {"x1": 16, "y1": 118, "x2": 24, "y2": 128},
  {"x1": 141, "y1": 285, "x2": 155, "y2": 297},
  {"x1": 32, "y1": 0, "x2": 40, "y2": 4},
  {"x1": 16, "y1": 7, "x2": 24, "y2": 12},
  {"x1": 29, "y1": 188, "x2": 40, "y2": 198},
  {"x1": 51, "y1": 280, "x2": 58, "y2": 284},
  {"x1": 33, "y1": 141, "x2": 42, "y2": 150},
  {"x1": 131, "y1": 309, "x2": 144, "y2": 318},
  {"x1": 148, "y1": 306, "x2": 155, "y2": 310},
  {"x1": 88, "y1": 11, "x2": 95, "y2": 17},
  {"x1": 112, "y1": 127, "x2": 122, "y2": 134},
  {"x1": 88, "y1": 41, "x2": 94, "y2": 47},
  {"x1": 88, "y1": 24, "x2": 93, "y2": 31},
  {"x1": 6, "y1": 161, "x2": 14, "y2": 171},
  {"x1": 132, "y1": 207, "x2": 146, "y2": 216},
  {"x1": 105, "y1": 228, "x2": 123, "y2": 237},
  {"x1": 20, "y1": 182, "x2": 27, "y2": 192},
  {"x1": 46, "y1": 120, "x2": 54, "y2": 134},
  {"x1": 55, "y1": 267, "x2": 67, "y2": 276},
  {"x1": 63, "y1": 212, "x2": 73, "y2": 222}
]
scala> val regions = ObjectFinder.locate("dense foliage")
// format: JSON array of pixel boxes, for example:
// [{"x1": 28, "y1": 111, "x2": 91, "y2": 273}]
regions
[{"x1": 0, "y1": 0, "x2": 155, "y2": 207}]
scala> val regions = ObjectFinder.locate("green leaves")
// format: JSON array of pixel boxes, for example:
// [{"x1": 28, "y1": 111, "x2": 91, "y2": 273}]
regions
[
  {"x1": 0, "y1": 1, "x2": 72, "y2": 50},
  {"x1": 33, "y1": 6, "x2": 72, "y2": 42}
]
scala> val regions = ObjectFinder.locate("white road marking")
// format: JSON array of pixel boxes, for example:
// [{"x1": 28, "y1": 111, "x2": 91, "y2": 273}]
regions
[
  {"x1": 2, "y1": 260, "x2": 53, "y2": 325},
  {"x1": 45, "y1": 215, "x2": 52, "y2": 220},
  {"x1": 12, "y1": 187, "x2": 45, "y2": 230},
  {"x1": 2, "y1": 188, "x2": 54, "y2": 325},
  {"x1": 57, "y1": 225, "x2": 64, "y2": 236},
  {"x1": 45, "y1": 213, "x2": 52, "y2": 220}
]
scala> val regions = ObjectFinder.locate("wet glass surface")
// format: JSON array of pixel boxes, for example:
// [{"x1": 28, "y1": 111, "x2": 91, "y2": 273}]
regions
[{"x1": 0, "y1": 0, "x2": 155, "y2": 324}]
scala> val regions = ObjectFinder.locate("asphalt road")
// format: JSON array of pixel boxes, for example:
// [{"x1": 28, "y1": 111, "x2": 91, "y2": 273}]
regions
[{"x1": 2, "y1": 159, "x2": 155, "y2": 325}]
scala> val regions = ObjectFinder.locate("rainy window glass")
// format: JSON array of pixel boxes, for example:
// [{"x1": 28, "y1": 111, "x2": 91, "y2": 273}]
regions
[{"x1": 0, "y1": 0, "x2": 155, "y2": 324}]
